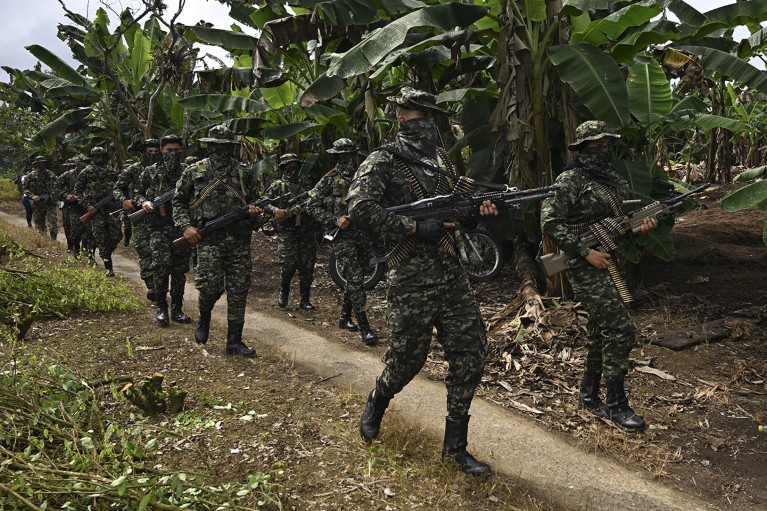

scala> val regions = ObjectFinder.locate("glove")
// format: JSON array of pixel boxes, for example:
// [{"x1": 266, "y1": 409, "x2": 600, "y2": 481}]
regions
[{"x1": 414, "y1": 218, "x2": 444, "y2": 243}]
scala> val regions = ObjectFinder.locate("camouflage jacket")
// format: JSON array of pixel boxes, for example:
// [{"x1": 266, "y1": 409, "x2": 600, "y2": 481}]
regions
[
  {"x1": 540, "y1": 159, "x2": 630, "y2": 257},
  {"x1": 305, "y1": 170, "x2": 356, "y2": 232},
  {"x1": 135, "y1": 161, "x2": 184, "y2": 228},
  {"x1": 23, "y1": 168, "x2": 56, "y2": 199},
  {"x1": 113, "y1": 162, "x2": 148, "y2": 204},
  {"x1": 262, "y1": 177, "x2": 314, "y2": 232},
  {"x1": 74, "y1": 164, "x2": 119, "y2": 210},
  {"x1": 172, "y1": 158, "x2": 259, "y2": 233},
  {"x1": 54, "y1": 168, "x2": 80, "y2": 206}
]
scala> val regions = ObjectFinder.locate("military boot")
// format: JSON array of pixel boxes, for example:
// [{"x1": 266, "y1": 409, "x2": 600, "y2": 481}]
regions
[
  {"x1": 72, "y1": 242, "x2": 81, "y2": 260},
  {"x1": 155, "y1": 277, "x2": 170, "y2": 327},
  {"x1": 359, "y1": 388, "x2": 391, "y2": 442},
  {"x1": 338, "y1": 297, "x2": 358, "y2": 331},
  {"x1": 66, "y1": 240, "x2": 73, "y2": 252},
  {"x1": 299, "y1": 285, "x2": 316, "y2": 310},
  {"x1": 87, "y1": 250, "x2": 96, "y2": 267},
  {"x1": 442, "y1": 416, "x2": 492, "y2": 476},
  {"x1": 225, "y1": 320, "x2": 256, "y2": 357},
  {"x1": 144, "y1": 278, "x2": 157, "y2": 302},
  {"x1": 579, "y1": 369, "x2": 606, "y2": 416},
  {"x1": 277, "y1": 282, "x2": 290, "y2": 309},
  {"x1": 355, "y1": 309, "x2": 379, "y2": 346},
  {"x1": 170, "y1": 293, "x2": 192, "y2": 323},
  {"x1": 602, "y1": 379, "x2": 646, "y2": 432},
  {"x1": 194, "y1": 310, "x2": 211, "y2": 344},
  {"x1": 103, "y1": 258, "x2": 115, "y2": 277}
]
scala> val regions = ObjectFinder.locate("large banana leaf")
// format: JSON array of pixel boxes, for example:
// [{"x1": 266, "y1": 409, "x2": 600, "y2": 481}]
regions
[
  {"x1": 627, "y1": 57, "x2": 672, "y2": 125},
  {"x1": 613, "y1": 159, "x2": 653, "y2": 197},
  {"x1": 610, "y1": 20, "x2": 679, "y2": 64},
  {"x1": 40, "y1": 78, "x2": 99, "y2": 100},
  {"x1": 680, "y1": 0, "x2": 767, "y2": 39},
  {"x1": 25, "y1": 45, "x2": 89, "y2": 87},
  {"x1": 560, "y1": 0, "x2": 612, "y2": 17},
  {"x1": 639, "y1": 222, "x2": 676, "y2": 261},
  {"x1": 264, "y1": 122, "x2": 318, "y2": 140},
  {"x1": 179, "y1": 94, "x2": 270, "y2": 114},
  {"x1": 33, "y1": 108, "x2": 90, "y2": 145},
  {"x1": 295, "y1": 0, "x2": 425, "y2": 26},
  {"x1": 300, "y1": 75, "x2": 346, "y2": 107},
  {"x1": 549, "y1": 43, "x2": 630, "y2": 127},
  {"x1": 520, "y1": 0, "x2": 547, "y2": 23},
  {"x1": 720, "y1": 180, "x2": 767, "y2": 212},
  {"x1": 691, "y1": 113, "x2": 748, "y2": 132},
  {"x1": 130, "y1": 30, "x2": 153, "y2": 93},
  {"x1": 325, "y1": 3, "x2": 488, "y2": 78},
  {"x1": 180, "y1": 25, "x2": 259, "y2": 50},
  {"x1": 571, "y1": 1, "x2": 662, "y2": 46},
  {"x1": 734, "y1": 165, "x2": 767, "y2": 183},
  {"x1": 676, "y1": 45, "x2": 767, "y2": 94},
  {"x1": 369, "y1": 30, "x2": 470, "y2": 81},
  {"x1": 668, "y1": 0, "x2": 706, "y2": 26}
]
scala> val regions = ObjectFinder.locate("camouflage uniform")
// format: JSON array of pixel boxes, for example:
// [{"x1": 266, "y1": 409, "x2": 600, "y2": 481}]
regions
[
  {"x1": 75, "y1": 147, "x2": 122, "y2": 275},
  {"x1": 19, "y1": 170, "x2": 34, "y2": 227},
  {"x1": 262, "y1": 154, "x2": 318, "y2": 309},
  {"x1": 114, "y1": 140, "x2": 161, "y2": 294},
  {"x1": 54, "y1": 157, "x2": 87, "y2": 253},
  {"x1": 348, "y1": 88, "x2": 491, "y2": 475},
  {"x1": 306, "y1": 138, "x2": 377, "y2": 343},
  {"x1": 23, "y1": 157, "x2": 58, "y2": 239},
  {"x1": 135, "y1": 136, "x2": 191, "y2": 326},
  {"x1": 540, "y1": 120, "x2": 646, "y2": 432},
  {"x1": 172, "y1": 125, "x2": 259, "y2": 357}
]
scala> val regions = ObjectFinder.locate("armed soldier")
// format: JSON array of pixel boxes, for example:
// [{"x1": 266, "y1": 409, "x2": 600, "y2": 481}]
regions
[
  {"x1": 54, "y1": 156, "x2": 86, "y2": 255},
  {"x1": 135, "y1": 135, "x2": 192, "y2": 327},
  {"x1": 115, "y1": 139, "x2": 162, "y2": 299},
  {"x1": 18, "y1": 166, "x2": 34, "y2": 228},
  {"x1": 262, "y1": 154, "x2": 318, "y2": 310},
  {"x1": 541, "y1": 120, "x2": 657, "y2": 432},
  {"x1": 75, "y1": 146, "x2": 122, "y2": 277},
  {"x1": 347, "y1": 87, "x2": 497, "y2": 475},
  {"x1": 306, "y1": 138, "x2": 378, "y2": 345},
  {"x1": 23, "y1": 156, "x2": 58, "y2": 239},
  {"x1": 172, "y1": 125, "x2": 262, "y2": 357}
]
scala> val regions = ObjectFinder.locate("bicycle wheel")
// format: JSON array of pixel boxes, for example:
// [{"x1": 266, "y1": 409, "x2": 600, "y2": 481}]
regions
[
  {"x1": 328, "y1": 248, "x2": 386, "y2": 291},
  {"x1": 460, "y1": 228, "x2": 504, "y2": 282}
]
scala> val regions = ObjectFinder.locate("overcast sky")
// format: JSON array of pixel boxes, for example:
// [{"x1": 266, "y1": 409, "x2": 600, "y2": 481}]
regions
[{"x1": 0, "y1": 0, "x2": 753, "y2": 76}]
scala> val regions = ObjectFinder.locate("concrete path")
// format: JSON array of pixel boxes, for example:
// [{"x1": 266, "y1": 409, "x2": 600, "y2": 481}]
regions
[{"x1": 2, "y1": 211, "x2": 713, "y2": 511}]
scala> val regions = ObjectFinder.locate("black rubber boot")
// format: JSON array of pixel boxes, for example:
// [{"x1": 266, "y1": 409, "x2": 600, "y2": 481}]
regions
[
  {"x1": 194, "y1": 310, "x2": 211, "y2": 344},
  {"x1": 442, "y1": 415, "x2": 492, "y2": 476},
  {"x1": 225, "y1": 320, "x2": 256, "y2": 357},
  {"x1": 155, "y1": 277, "x2": 169, "y2": 327},
  {"x1": 87, "y1": 250, "x2": 96, "y2": 267},
  {"x1": 338, "y1": 297, "x2": 358, "y2": 331},
  {"x1": 66, "y1": 240, "x2": 73, "y2": 252},
  {"x1": 72, "y1": 242, "x2": 81, "y2": 260},
  {"x1": 355, "y1": 309, "x2": 379, "y2": 346},
  {"x1": 602, "y1": 379, "x2": 647, "y2": 432},
  {"x1": 299, "y1": 285, "x2": 316, "y2": 310},
  {"x1": 103, "y1": 258, "x2": 115, "y2": 277},
  {"x1": 579, "y1": 370, "x2": 606, "y2": 416},
  {"x1": 170, "y1": 294, "x2": 192, "y2": 324},
  {"x1": 359, "y1": 388, "x2": 391, "y2": 442},
  {"x1": 277, "y1": 282, "x2": 290, "y2": 309},
  {"x1": 144, "y1": 278, "x2": 157, "y2": 302}
]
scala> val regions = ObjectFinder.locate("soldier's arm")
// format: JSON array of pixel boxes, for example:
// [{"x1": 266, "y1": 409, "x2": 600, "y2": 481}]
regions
[
  {"x1": 540, "y1": 173, "x2": 589, "y2": 256},
  {"x1": 74, "y1": 169, "x2": 90, "y2": 207},
  {"x1": 53, "y1": 173, "x2": 66, "y2": 201},
  {"x1": 172, "y1": 166, "x2": 193, "y2": 229},
  {"x1": 134, "y1": 168, "x2": 152, "y2": 206},
  {"x1": 113, "y1": 166, "x2": 132, "y2": 203},
  {"x1": 305, "y1": 177, "x2": 335, "y2": 228},
  {"x1": 261, "y1": 181, "x2": 282, "y2": 215}
]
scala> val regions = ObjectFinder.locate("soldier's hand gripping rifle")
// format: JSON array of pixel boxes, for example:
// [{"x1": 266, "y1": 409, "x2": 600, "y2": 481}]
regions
[
  {"x1": 173, "y1": 190, "x2": 309, "y2": 250},
  {"x1": 539, "y1": 183, "x2": 710, "y2": 277},
  {"x1": 127, "y1": 189, "x2": 175, "y2": 223},
  {"x1": 385, "y1": 183, "x2": 560, "y2": 221},
  {"x1": 80, "y1": 193, "x2": 120, "y2": 223}
]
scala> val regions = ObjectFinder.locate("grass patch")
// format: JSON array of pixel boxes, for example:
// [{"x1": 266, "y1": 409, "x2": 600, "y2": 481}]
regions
[{"x1": 0, "y1": 179, "x2": 18, "y2": 200}]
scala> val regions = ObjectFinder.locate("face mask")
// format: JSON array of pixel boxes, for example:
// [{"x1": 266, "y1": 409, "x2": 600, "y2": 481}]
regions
[
  {"x1": 282, "y1": 163, "x2": 300, "y2": 182},
  {"x1": 142, "y1": 151, "x2": 162, "y2": 166},
  {"x1": 91, "y1": 156, "x2": 106, "y2": 166},
  {"x1": 163, "y1": 151, "x2": 182, "y2": 171},
  {"x1": 396, "y1": 116, "x2": 438, "y2": 159},
  {"x1": 208, "y1": 144, "x2": 234, "y2": 169},
  {"x1": 336, "y1": 155, "x2": 357, "y2": 179},
  {"x1": 581, "y1": 145, "x2": 611, "y2": 161}
]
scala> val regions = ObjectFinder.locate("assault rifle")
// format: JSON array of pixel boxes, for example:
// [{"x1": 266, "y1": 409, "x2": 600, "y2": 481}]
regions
[
  {"x1": 34, "y1": 193, "x2": 53, "y2": 204},
  {"x1": 385, "y1": 184, "x2": 560, "y2": 221},
  {"x1": 539, "y1": 183, "x2": 710, "y2": 277},
  {"x1": 80, "y1": 193, "x2": 121, "y2": 223},
  {"x1": 128, "y1": 189, "x2": 175, "y2": 223},
  {"x1": 173, "y1": 191, "x2": 309, "y2": 250}
]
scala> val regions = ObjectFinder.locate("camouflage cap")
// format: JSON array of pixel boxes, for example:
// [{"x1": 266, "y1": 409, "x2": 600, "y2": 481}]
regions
[
  {"x1": 278, "y1": 153, "x2": 302, "y2": 166},
  {"x1": 161, "y1": 134, "x2": 183, "y2": 147},
  {"x1": 326, "y1": 138, "x2": 356, "y2": 154},
  {"x1": 185, "y1": 156, "x2": 198, "y2": 165},
  {"x1": 569, "y1": 120, "x2": 620, "y2": 150},
  {"x1": 200, "y1": 125, "x2": 238, "y2": 145},
  {"x1": 32, "y1": 155, "x2": 49, "y2": 164},
  {"x1": 142, "y1": 138, "x2": 161, "y2": 149},
  {"x1": 90, "y1": 146, "x2": 108, "y2": 156},
  {"x1": 388, "y1": 86, "x2": 447, "y2": 115}
]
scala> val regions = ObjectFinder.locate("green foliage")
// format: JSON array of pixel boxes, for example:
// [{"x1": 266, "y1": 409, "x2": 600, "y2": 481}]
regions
[{"x1": 0, "y1": 178, "x2": 19, "y2": 199}]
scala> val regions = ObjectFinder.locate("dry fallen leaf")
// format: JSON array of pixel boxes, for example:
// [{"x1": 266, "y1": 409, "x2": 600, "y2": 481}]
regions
[{"x1": 635, "y1": 365, "x2": 676, "y2": 381}]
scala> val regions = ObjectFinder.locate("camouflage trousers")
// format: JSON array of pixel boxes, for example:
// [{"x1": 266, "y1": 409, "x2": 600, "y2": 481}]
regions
[
  {"x1": 567, "y1": 257, "x2": 636, "y2": 382},
  {"x1": 90, "y1": 212, "x2": 122, "y2": 262},
  {"x1": 32, "y1": 202, "x2": 58, "y2": 237},
  {"x1": 277, "y1": 227, "x2": 317, "y2": 287},
  {"x1": 334, "y1": 231, "x2": 370, "y2": 310},
  {"x1": 61, "y1": 204, "x2": 85, "y2": 245},
  {"x1": 149, "y1": 225, "x2": 190, "y2": 297},
  {"x1": 377, "y1": 271, "x2": 488, "y2": 417},
  {"x1": 195, "y1": 233, "x2": 252, "y2": 322},
  {"x1": 131, "y1": 223, "x2": 154, "y2": 281}
]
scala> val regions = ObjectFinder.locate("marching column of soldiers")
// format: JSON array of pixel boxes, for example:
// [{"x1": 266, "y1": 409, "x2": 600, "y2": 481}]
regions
[{"x1": 14, "y1": 87, "x2": 660, "y2": 475}]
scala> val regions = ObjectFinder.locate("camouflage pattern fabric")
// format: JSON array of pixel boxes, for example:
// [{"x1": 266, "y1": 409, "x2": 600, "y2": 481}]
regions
[
  {"x1": 306, "y1": 166, "x2": 369, "y2": 309},
  {"x1": 75, "y1": 163, "x2": 122, "y2": 260},
  {"x1": 23, "y1": 167, "x2": 58, "y2": 236},
  {"x1": 347, "y1": 115, "x2": 488, "y2": 416},
  {"x1": 172, "y1": 158, "x2": 260, "y2": 321},
  {"x1": 135, "y1": 159, "x2": 190, "y2": 295},
  {"x1": 115, "y1": 162, "x2": 154, "y2": 280},
  {"x1": 262, "y1": 177, "x2": 317, "y2": 287},
  {"x1": 54, "y1": 167, "x2": 87, "y2": 246},
  {"x1": 540, "y1": 152, "x2": 636, "y2": 382}
]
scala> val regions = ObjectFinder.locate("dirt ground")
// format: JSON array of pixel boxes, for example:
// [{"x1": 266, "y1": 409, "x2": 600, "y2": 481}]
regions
[{"x1": 3, "y1": 179, "x2": 766, "y2": 510}]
